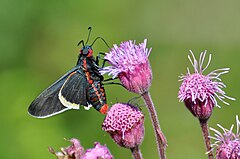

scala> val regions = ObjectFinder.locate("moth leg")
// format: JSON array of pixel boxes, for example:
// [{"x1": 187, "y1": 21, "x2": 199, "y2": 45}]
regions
[
  {"x1": 103, "y1": 77, "x2": 118, "y2": 82},
  {"x1": 103, "y1": 81, "x2": 124, "y2": 87},
  {"x1": 96, "y1": 52, "x2": 107, "y2": 67}
]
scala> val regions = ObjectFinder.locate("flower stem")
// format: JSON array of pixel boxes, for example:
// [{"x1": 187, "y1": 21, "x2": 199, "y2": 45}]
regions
[
  {"x1": 199, "y1": 119, "x2": 213, "y2": 159},
  {"x1": 142, "y1": 91, "x2": 167, "y2": 159},
  {"x1": 130, "y1": 146, "x2": 143, "y2": 159}
]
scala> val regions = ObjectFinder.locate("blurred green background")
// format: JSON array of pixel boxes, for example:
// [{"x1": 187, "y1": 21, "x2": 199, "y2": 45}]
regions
[{"x1": 0, "y1": 0, "x2": 239, "y2": 158}]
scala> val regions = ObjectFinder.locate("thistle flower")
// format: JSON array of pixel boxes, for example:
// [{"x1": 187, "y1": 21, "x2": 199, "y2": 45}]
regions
[
  {"x1": 210, "y1": 115, "x2": 240, "y2": 159},
  {"x1": 100, "y1": 39, "x2": 152, "y2": 94},
  {"x1": 178, "y1": 50, "x2": 235, "y2": 121},
  {"x1": 49, "y1": 138, "x2": 84, "y2": 159},
  {"x1": 81, "y1": 142, "x2": 113, "y2": 159},
  {"x1": 102, "y1": 103, "x2": 145, "y2": 149}
]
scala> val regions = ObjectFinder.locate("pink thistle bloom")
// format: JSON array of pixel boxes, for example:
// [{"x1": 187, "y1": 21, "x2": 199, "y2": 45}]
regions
[
  {"x1": 102, "y1": 103, "x2": 145, "y2": 148},
  {"x1": 49, "y1": 138, "x2": 84, "y2": 159},
  {"x1": 178, "y1": 50, "x2": 235, "y2": 120},
  {"x1": 100, "y1": 39, "x2": 152, "y2": 94},
  {"x1": 81, "y1": 142, "x2": 113, "y2": 159},
  {"x1": 209, "y1": 115, "x2": 240, "y2": 159}
]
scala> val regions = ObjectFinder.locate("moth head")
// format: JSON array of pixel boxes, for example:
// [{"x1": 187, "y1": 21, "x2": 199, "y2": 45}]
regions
[{"x1": 80, "y1": 45, "x2": 93, "y2": 57}]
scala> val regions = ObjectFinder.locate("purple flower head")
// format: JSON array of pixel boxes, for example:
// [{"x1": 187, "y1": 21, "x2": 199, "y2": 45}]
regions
[
  {"x1": 102, "y1": 103, "x2": 145, "y2": 148},
  {"x1": 49, "y1": 138, "x2": 84, "y2": 159},
  {"x1": 81, "y1": 142, "x2": 113, "y2": 159},
  {"x1": 209, "y1": 116, "x2": 240, "y2": 159},
  {"x1": 178, "y1": 50, "x2": 235, "y2": 120},
  {"x1": 100, "y1": 39, "x2": 152, "y2": 94}
]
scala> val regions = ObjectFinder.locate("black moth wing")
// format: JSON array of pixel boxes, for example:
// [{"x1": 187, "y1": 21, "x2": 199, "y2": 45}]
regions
[
  {"x1": 58, "y1": 68, "x2": 89, "y2": 109},
  {"x1": 28, "y1": 66, "x2": 88, "y2": 118}
]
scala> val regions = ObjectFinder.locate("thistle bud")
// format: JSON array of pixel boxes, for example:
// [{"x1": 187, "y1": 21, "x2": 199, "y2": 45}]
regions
[
  {"x1": 210, "y1": 116, "x2": 240, "y2": 159},
  {"x1": 178, "y1": 50, "x2": 235, "y2": 121},
  {"x1": 102, "y1": 103, "x2": 145, "y2": 148}
]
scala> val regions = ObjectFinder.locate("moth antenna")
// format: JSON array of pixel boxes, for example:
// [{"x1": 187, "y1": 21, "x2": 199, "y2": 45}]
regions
[
  {"x1": 85, "y1": 26, "x2": 92, "y2": 45},
  {"x1": 77, "y1": 40, "x2": 84, "y2": 47},
  {"x1": 91, "y1": 36, "x2": 110, "y2": 49}
]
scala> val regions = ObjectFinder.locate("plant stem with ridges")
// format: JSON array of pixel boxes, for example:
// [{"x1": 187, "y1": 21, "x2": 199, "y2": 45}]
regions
[
  {"x1": 142, "y1": 91, "x2": 167, "y2": 159},
  {"x1": 199, "y1": 119, "x2": 214, "y2": 159},
  {"x1": 131, "y1": 146, "x2": 143, "y2": 159}
]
